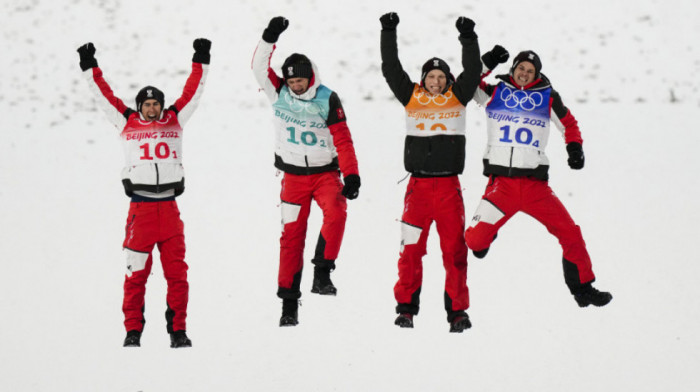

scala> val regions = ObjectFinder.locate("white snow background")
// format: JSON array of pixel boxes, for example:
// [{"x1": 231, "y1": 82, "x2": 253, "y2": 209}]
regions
[{"x1": 1, "y1": 0, "x2": 699, "y2": 390}]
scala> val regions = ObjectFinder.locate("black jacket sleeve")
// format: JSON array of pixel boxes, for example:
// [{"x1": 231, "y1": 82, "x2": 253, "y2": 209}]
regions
[
  {"x1": 452, "y1": 35, "x2": 481, "y2": 106},
  {"x1": 380, "y1": 30, "x2": 415, "y2": 107}
]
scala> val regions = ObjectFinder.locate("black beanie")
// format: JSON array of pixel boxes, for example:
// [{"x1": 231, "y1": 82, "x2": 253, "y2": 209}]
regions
[
  {"x1": 281, "y1": 53, "x2": 313, "y2": 80},
  {"x1": 510, "y1": 50, "x2": 542, "y2": 79},
  {"x1": 421, "y1": 57, "x2": 455, "y2": 86},
  {"x1": 135, "y1": 86, "x2": 165, "y2": 112}
]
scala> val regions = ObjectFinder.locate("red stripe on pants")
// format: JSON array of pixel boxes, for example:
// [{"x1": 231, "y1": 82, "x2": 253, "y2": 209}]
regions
[
  {"x1": 394, "y1": 176, "x2": 469, "y2": 312},
  {"x1": 278, "y1": 172, "x2": 347, "y2": 292},
  {"x1": 122, "y1": 200, "x2": 188, "y2": 333},
  {"x1": 465, "y1": 176, "x2": 595, "y2": 286}
]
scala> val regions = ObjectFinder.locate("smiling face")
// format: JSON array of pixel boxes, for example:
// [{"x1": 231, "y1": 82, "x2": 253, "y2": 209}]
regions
[
  {"x1": 513, "y1": 61, "x2": 536, "y2": 87},
  {"x1": 424, "y1": 69, "x2": 447, "y2": 95},
  {"x1": 140, "y1": 99, "x2": 162, "y2": 121},
  {"x1": 286, "y1": 77, "x2": 310, "y2": 95}
]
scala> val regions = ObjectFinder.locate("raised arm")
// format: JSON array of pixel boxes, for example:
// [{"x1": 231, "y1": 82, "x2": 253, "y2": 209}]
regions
[
  {"x1": 77, "y1": 43, "x2": 133, "y2": 130},
  {"x1": 473, "y1": 45, "x2": 510, "y2": 106},
  {"x1": 379, "y1": 12, "x2": 414, "y2": 106},
  {"x1": 252, "y1": 17, "x2": 288, "y2": 102},
  {"x1": 172, "y1": 38, "x2": 211, "y2": 127},
  {"x1": 451, "y1": 17, "x2": 482, "y2": 106}
]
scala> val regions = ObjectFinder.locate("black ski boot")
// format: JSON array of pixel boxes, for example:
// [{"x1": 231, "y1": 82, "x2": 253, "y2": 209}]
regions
[
  {"x1": 448, "y1": 311, "x2": 472, "y2": 333},
  {"x1": 279, "y1": 299, "x2": 299, "y2": 327},
  {"x1": 170, "y1": 330, "x2": 192, "y2": 348},
  {"x1": 123, "y1": 330, "x2": 141, "y2": 347},
  {"x1": 394, "y1": 313, "x2": 414, "y2": 328},
  {"x1": 311, "y1": 267, "x2": 337, "y2": 296},
  {"x1": 573, "y1": 283, "x2": 613, "y2": 307}
]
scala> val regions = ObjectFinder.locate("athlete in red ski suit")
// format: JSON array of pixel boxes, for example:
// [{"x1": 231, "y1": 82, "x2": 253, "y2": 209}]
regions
[
  {"x1": 78, "y1": 39, "x2": 210, "y2": 347},
  {"x1": 466, "y1": 47, "x2": 612, "y2": 307},
  {"x1": 380, "y1": 12, "x2": 481, "y2": 332},
  {"x1": 252, "y1": 17, "x2": 361, "y2": 326}
]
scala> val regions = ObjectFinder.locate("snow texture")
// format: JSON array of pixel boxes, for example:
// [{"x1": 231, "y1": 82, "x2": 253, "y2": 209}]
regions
[{"x1": 1, "y1": 0, "x2": 699, "y2": 391}]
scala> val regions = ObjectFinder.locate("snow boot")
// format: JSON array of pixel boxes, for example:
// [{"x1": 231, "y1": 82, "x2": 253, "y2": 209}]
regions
[
  {"x1": 311, "y1": 267, "x2": 337, "y2": 296},
  {"x1": 394, "y1": 313, "x2": 414, "y2": 328},
  {"x1": 170, "y1": 330, "x2": 192, "y2": 348},
  {"x1": 573, "y1": 283, "x2": 613, "y2": 307},
  {"x1": 279, "y1": 299, "x2": 299, "y2": 327},
  {"x1": 448, "y1": 311, "x2": 472, "y2": 333},
  {"x1": 123, "y1": 330, "x2": 141, "y2": 347}
]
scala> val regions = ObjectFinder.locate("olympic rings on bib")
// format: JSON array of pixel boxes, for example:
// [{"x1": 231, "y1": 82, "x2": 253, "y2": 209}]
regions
[
  {"x1": 499, "y1": 87, "x2": 544, "y2": 112},
  {"x1": 414, "y1": 90, "x2": 453, "y2": 106},
  {"x1": 284, "y1": 92, "x2": 324, "y2": 115}
]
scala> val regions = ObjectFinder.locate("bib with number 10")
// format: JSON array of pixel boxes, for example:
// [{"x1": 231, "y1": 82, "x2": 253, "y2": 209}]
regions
[
  {"x1": 121, "y1": 111, "x2": 183, "y2": 166},
  {"x1": 404, "y1": 85, "x2": 466, "y2": 137},
  {"x1": 486, "y1": 83, "x2": 552, "y2": 151},
  {"x1": 272, "y1": 86, "x2": 335, "y2": 168}
]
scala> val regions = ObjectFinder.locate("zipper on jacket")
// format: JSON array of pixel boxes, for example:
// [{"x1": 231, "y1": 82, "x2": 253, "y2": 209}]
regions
[
  {"x1": 155, "y1": 163, "x2": 160, "y2": 193},
  {"x1": 508, "y1": 147, "x2": 514, "y2": 176}
]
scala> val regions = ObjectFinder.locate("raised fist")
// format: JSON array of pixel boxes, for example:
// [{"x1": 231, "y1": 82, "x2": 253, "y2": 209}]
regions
[
  {"x1": 77, "y1": 42, "x2": 96, "y2": 58},
  {"x1": 263, "y1": 16, "x2": 289, "y2": 43},
  {"x1": 76, "y1": 42, "x2": 98, "y2": 71},
  {"x1": 380, "y1": 12, "x2": 399, "y2": 30},
  {"x1": 456, "y1": 16, "x2": 476, "y2": 38},
  {"x1": 193, "y1": 38, "x2": 211, "y2": 53},
  {"x1": 192, "y1": 38, "x2": 211, "y2": 64},
  {"x1": 482, "y1": 44, "x2": 510, "y2": 69}
]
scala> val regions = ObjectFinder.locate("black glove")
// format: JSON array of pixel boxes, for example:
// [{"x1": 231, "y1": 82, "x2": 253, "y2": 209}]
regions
[
  {"x1": 456, "y1": 16, "x2": 477, "y2": 39},
  {"x1": 379, "y1": 12, "x2": 399, "y2": 31},
  {"x1": 192, "y1": 38, "x2": 211, "y2": 64},
  {"x1": 342, "y1": 174, "x2": 361, "y2": 200},
  {"x1": 566, "y1": 142, "x2": 585, "y2": 169},
  {"x1": 481, "y1": 44, "x2": 509, "y2": 70},
  {"x1": 77, "y1": 42, "x2": 98, "y2": 71},
  {"x1": 262, "y1": 16, "x2": 289, "y2": 43}
]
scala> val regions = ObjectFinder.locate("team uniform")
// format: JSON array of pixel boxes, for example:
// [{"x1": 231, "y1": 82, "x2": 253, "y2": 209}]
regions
[
  {"x1": 380, "y1": 26, "x2": 481, "y2": 321},
  {"x1": 465, "y1": 61, "x2": 598, "y2": 295},
  {"x1": 82, "y1": 57, "x2": 207, "y2": 335},
  {"x1": 252, "y1": 39, "x2": 359, "y2": 301}
]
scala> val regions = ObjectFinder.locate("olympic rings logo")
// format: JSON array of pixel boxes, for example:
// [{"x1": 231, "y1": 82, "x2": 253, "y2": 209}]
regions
[
  {"x1": 283, "y1": 92, "x2": 325, "y2": 116},
  {"x1": 413, "y1": 90, "x2": 453, "y2": 106},
  {"x1": 499, "y1": 87, "x2": 543, "y2": 112}
]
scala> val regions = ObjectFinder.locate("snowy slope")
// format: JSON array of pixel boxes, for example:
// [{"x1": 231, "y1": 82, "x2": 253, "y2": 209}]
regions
[{"x1": 1, "y1": 0, "x2": 699, "y2": 391}]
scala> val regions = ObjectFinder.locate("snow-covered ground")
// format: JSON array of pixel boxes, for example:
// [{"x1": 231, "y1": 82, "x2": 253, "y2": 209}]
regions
[{"x1": 1, "y1": 0, "x2": 699, "y2": 390}]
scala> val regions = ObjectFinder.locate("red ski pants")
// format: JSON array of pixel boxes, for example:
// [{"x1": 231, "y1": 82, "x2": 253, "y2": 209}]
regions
[
  {"x1": 465, "y1": 176, "x2": 595, "y2": 291},
  {"x1": 394, "y1": 176, "x2": 469, "y2": 314},
  {"x1": 122, "y1": 200, "x2": 188, "y2": 333},
  {"x1": 278, "y1": 171, "x2": 347, "y2": 298}
]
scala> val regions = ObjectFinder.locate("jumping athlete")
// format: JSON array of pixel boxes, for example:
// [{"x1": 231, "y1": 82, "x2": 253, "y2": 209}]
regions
[
  {"x1": 466, "y1": 47, "x2": 613, "y2": 308},
  {"x1": 380, "y1": 12, "x2": 481, "y2": 333},
  {"x1": 77, "y1": 39, "x2": 210, "y2": 347},
  {"x1": 252, "y1": 17, "x2": 361, "y2": 327}
]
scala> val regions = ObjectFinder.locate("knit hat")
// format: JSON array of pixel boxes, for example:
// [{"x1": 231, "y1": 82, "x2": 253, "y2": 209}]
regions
[
  {"x1": 420, "y1": 57, "x2": 455, "y2": 87},
  {"x1": 281, "y1": 53, "x2": 313, "y2": 80},
  {"x1": 135, "y1": 86, "x2": 165, "y2": 112},
  {"x1": 510, "y1": 50, "x2": 542, "y2": 79}
]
